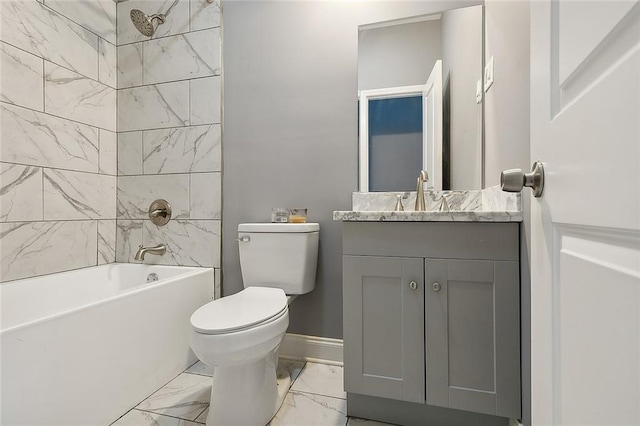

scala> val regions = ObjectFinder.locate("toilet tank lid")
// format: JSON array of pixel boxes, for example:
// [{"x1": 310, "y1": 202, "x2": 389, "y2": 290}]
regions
[{"x1": 238, "y1": 223, "x2": 319, "y2": 233}]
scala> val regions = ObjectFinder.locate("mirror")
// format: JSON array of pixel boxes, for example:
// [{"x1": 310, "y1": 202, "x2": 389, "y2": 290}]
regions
[{"x1": 358, "y1": 4, "x2": 484, "y2": 191}]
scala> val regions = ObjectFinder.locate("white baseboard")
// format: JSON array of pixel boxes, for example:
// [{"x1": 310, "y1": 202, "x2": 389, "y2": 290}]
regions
[{"x1": 279, "y1": 333, "x2": 343, "y2": 366}]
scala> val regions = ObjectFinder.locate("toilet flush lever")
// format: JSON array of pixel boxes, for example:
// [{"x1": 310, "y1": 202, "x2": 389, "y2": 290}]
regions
[{"x1": 237, "y1": 235, "x2": 250, "y2": 242}]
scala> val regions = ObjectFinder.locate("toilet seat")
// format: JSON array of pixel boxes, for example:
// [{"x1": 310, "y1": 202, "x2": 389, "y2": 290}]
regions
[{"x1": 191, "y1": 287, "x2": 287, "y2": 335}]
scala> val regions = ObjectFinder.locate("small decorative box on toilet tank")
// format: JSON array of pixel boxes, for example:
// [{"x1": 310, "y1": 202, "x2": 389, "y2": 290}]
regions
[
  {"x1": 288, "y1": 208, "x2": 307, "y2": 223},
  {"x1": 271, "y1": 208, "x2": 289, "y2": 223}
]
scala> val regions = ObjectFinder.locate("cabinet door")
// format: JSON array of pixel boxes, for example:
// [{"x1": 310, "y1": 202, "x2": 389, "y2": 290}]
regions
[
  {"x1": 425, "y1": 259, "x2": 520, "y2": 418},
  {"x1": 343, "y1": 255, "x2": 424, "y2": 403}
]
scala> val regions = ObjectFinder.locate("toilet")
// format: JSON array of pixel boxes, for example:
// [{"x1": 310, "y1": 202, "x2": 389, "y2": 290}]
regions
[{"x1": 189, "y1": 222, "x2": 319, "y2": 426}]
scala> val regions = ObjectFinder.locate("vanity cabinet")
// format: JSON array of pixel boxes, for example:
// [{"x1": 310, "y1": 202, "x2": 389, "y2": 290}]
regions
[
  {"x1": 342, "y1": 222, "x2": 521, "y2": 420},
  {"x1": 424, "y1": 258, "x2": 520, "y2": 418},
  {"x1": 343, "y1": 256, "x2": 425, "y2": 403}
]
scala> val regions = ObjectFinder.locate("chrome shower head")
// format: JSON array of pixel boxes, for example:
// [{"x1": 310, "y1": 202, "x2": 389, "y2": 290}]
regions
[{"x1": 130, "y1": 9, "x2": 165, "y2": 37}]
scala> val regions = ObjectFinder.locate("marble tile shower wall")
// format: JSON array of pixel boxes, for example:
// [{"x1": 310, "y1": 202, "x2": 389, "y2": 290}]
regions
[
  {"x1": 0, "y1": 0, "x2": 118, "y2": 282},
  {"x1": 115, "y1": 0, "x2": 222, "y2": 275}
]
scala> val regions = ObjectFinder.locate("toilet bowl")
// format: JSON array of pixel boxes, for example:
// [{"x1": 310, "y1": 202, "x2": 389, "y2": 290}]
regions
[
  {"x1": 190, "y1": 287, "x2": 290, "y2": 425},
  {"x1": 189, "y1": 223, "x2": 319, "y2": 426}
]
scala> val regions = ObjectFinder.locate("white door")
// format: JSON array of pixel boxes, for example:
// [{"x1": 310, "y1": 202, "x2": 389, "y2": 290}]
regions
[
  {"x1": 530, "y1": 1, "x2": 640, "y2": 424},
  {"x1": 423, "y1": 60, "x2": 443, "y2": 190}
]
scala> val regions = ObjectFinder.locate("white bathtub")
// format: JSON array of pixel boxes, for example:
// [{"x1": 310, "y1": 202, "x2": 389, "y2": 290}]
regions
[{"x1": 0, "y1": 263, "x2": 214, "y2": 425}]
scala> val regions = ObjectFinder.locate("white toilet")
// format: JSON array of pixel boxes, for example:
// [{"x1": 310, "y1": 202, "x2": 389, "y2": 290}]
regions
[{"x1": 189, "y1": 222, "x2": 319, "y2": 426}]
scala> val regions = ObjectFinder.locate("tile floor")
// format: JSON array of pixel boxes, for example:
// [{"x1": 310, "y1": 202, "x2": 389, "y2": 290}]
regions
[{"x1": 110, "y1": 359, "x2": 395, "y2": 426}]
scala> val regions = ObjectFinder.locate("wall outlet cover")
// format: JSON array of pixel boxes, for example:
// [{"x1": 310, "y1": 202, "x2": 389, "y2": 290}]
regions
[{"x1": 484, "y1": 55, "x2": 494, "y2": 92}]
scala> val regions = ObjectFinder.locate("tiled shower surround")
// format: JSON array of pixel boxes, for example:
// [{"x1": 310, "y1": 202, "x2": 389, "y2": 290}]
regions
[
  {"x1": 0, "y1": 0, "x2": 222, "y2": 283},
  {"x1": 115, "y1": 0, "x2": 222, "y2": 271}
]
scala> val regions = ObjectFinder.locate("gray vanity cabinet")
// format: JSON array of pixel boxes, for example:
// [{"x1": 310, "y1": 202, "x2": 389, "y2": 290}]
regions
[
  {"x1": 342, "y1": 222, "x2": 521, "y2": 420},
  {"x1": 343, "y1": 255, "x2": 425, "y2": 403},
  {"x1": 425, "y1": 258, "x2": 520, "y2": 419}
]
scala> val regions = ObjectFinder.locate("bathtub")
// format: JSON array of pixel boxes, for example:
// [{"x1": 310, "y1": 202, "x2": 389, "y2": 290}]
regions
[{"x1": 0, "y1": 263, "x2": 214, "y2": 425}]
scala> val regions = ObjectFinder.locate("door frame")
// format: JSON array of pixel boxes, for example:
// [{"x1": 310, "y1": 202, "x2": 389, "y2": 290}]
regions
[{"x1": 358, "y1": 84, "x2": 425, "y2": 192}]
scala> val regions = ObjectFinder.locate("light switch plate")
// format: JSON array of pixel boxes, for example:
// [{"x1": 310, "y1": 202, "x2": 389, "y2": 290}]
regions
[
  {"x1": 484, "y1": 55, "x2": 494, "y2": 92},
  {"x1": 476, "y1": 79, "x2": 483, "y2": 104}
]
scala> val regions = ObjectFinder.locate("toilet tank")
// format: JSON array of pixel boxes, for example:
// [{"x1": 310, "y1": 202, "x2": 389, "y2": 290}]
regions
[{"x1": 238, "y1": 223, "x2": 319, "y2": 295}]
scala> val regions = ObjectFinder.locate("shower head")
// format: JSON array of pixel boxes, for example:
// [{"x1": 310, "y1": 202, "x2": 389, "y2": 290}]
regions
[{"x1": 130, "y1": 9, "x2": 165, "y2": 37}]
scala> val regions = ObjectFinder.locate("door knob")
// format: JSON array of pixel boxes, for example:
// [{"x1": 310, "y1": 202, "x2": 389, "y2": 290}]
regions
[
  {"x1": 432, "y1": 282, "x2": 441, "y2": 292},
  {"x1": 409, "y1": 281, "x2": 418, "y2": 290},
  {"x1": 500, "y1": 160, "x2": 545, "y2": 197}
]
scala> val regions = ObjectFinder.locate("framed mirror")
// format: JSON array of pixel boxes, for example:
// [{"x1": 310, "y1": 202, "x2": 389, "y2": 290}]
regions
[{"x1": 358, "y1": 4, "x2": 484, "y2": 191}]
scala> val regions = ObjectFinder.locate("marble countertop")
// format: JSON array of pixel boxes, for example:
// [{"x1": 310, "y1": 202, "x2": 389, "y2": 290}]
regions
[{"x1": 332, "y1": 210, "x2": 523, "y2": 222}]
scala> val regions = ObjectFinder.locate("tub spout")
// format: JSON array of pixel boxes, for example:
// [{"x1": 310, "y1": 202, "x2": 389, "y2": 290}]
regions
[{"x1": 134, "y1": 244, "x2": 166, "y2": 261}]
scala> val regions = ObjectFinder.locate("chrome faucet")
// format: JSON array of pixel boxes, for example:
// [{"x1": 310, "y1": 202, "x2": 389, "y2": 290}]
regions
[
  {"x1": 414, "y1": 170, "x2": 429, "y2": 211},
  {"x1": 134, "y1": 244, "x2": 166, "y2": 261}
]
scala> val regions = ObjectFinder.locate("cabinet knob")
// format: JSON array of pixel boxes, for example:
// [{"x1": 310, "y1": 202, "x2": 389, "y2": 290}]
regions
[
  {"x1": 432, "y1": 282, "x2": 441, "y2": 292},
  {"x1": 409, "y1": 281, "x2": 418, "y2": 290}
]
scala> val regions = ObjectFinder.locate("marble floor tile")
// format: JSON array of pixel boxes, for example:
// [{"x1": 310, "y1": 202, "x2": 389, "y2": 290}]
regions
[
  {"x1": 347, "y1": 417, "x2": 399, "y2": 426},
  {"x1": 194, "y1": 407, "x2": 208, "y2": 424},
  {"x1": 136, "y1": 373, "x2": 211, "y2": 421},
  {"x1": 115, "y1": 360, "x2": 349, "y2": 426},
  {"x1": 290, "y1": 362, "x2": 346, "y2": 399},
  {"x1": 270, "y1": 391, "x2": 347, "y2": 426},
  {"x1": 111, "y1": 409, "x2": 202, "y2": 426},
  {"x1": 185, "y1": 361, "x2": 214, "y2": 377},
  {"x1": 184, "y1": 359, "x2": 304, "y2": 388},
  {"x1": 278, "y1": 359, "x2": 306, "y2": 385}
]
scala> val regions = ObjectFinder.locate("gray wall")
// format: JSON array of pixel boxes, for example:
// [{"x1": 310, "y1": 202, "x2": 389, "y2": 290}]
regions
[
  {"x1": 441, "y1": 5, "x2": 483, "y2": 190},
  {"x1": 223, "y1": 0, "x2": 482, "y2": 339},
  {"x1": 358, "y1": 20, "x2": 441, "y2": 91},
  {"x1": 484, "y1": 1, "x2": 530, "y2": 187},
  {"x1": 483, "y1": 1, "x2": 531, "y2": 424}
]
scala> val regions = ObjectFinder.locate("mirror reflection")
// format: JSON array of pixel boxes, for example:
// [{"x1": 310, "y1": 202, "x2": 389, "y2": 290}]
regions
[{"x1": 358, "y1": 4, "x2": 484, "y2": 191}]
